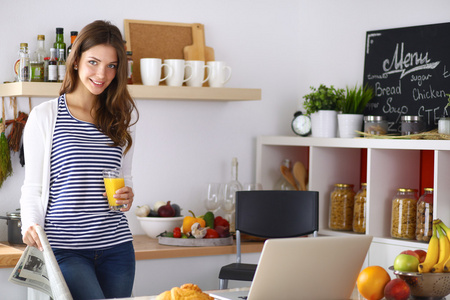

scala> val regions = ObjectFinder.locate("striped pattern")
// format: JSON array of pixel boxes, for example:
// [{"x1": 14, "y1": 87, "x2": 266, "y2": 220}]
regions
[{"x1": 45, "y1": 95, "x2": 132, "y2": 249}]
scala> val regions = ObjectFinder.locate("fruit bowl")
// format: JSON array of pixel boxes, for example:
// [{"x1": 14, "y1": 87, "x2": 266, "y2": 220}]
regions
[
  {"x1": 137, "y1": 216, "x2": 184, "y2": 239},
  {"x1": 390, "y1": 267, "x2": 450, "y2": 300}
]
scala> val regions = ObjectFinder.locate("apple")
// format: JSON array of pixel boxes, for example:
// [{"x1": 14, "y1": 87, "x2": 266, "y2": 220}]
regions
[
  {"x1": 384, "y1": 278, "x2": 410, "y2": 300},
  {"x1": 400, "y1": 250, "x2": 420, "y2": 260},
  {"x1": 414, "y1": 249, "x2": 427, "y2": 263},
  {"x1": 394, "y1": 254, "x2": 420, "y2": 272}
]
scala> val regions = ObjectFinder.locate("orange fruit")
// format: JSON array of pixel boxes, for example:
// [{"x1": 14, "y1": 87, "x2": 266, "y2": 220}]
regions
[{"x1": 356, "y1": 265, "x2": 391, "y2": 300}]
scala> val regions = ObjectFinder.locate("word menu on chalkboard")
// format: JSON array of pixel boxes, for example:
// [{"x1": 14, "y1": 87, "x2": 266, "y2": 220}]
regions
[{"x1": 363, "y1": 22, "x2": 450, "y2": 133}]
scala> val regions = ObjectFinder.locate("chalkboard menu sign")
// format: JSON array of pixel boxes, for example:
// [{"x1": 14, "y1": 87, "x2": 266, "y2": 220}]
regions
[{"x1": 363, "y1": 22, "x2": 450, "y2": 133}]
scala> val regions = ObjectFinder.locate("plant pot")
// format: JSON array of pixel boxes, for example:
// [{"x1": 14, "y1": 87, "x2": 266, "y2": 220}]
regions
[
  {"x1": 337, "y1": 113, "x2": 364, "y2": 138},
  {"x1": 310, "y1": 110, "x2": 337, "y2": 138}
]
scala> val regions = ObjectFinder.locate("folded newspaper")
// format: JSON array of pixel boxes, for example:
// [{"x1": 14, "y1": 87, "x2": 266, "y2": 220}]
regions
[{"x1": 8, "y1": 226, "x2": 73, "y2": 300}]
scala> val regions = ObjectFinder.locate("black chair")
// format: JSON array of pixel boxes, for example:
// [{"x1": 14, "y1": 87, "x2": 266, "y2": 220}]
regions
[{"x1": 218, "y1": 190, "x2": 319, "y2": 289}]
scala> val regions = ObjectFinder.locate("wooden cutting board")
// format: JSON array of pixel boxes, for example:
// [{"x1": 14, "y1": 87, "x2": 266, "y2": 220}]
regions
[
  {"x1": 183, "y1": 23, "x2": 215, "y2": 62},
  {"x1": 124, "y1": 20, "x2": 215, "y2": 85}
]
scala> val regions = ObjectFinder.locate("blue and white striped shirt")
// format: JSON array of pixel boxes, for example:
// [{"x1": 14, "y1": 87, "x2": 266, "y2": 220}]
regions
[{"x1": 45, "y1": 94, "x2": 132, "y2": 249}]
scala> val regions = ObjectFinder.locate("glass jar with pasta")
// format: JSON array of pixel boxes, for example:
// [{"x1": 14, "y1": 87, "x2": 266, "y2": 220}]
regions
[
  {"x1": 391, "y1": 188, "x2": 418, "y2": 240},
  {"x1": 353, "y1": 183, "x2": 367, "y2": 234},
  {"x1": 329, "y1": 184, "x2": 355, "y2": 231},
  {"x1": 416, "y1": 188, "x2": 433, "y2": 242}
]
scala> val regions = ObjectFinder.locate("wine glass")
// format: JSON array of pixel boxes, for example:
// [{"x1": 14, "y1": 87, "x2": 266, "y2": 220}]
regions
[
  {"x1": 204, "y1": 183, "x2": 223, "y2": 213},
  {"x1": 243, "y1": 183, "x2": 263, "y2": 191},
  {"x1": 222, "y1": 182, "x2": 242, "y2": 231}
]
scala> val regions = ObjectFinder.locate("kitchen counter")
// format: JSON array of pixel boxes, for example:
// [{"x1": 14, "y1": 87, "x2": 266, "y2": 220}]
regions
[{"x1": 0, "y1": 235, "x2": 264, "y2": 268}]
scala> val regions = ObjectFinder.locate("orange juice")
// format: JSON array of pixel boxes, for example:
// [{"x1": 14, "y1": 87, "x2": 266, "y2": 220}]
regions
[{"x1": 104, "y1": 177, "x2": 125, "y2": 208}]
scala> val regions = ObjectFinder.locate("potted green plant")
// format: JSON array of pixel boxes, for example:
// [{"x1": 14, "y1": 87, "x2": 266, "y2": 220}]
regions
[
  {"x1": 302, "y1": 84, "x2": 345, "y2": 138},
  {"x1": 337, "y1": 84, "x2": 374, "y2": 138},
  {"x1": 338, "y1": 84, "x2": 374, "y2": 114},
  {"x1": 303, "y1": 84, "x2": 345, "y2": 115}
]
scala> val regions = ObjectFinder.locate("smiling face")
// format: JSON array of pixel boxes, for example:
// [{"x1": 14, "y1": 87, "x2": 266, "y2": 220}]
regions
[{"x1": 75, "y1": 44, "x2": 118, "y2": 96}]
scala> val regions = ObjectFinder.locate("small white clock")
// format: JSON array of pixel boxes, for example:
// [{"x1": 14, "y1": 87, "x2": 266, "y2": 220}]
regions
[{"x1": 291, "y1": 111, "x2": 311, "y2": 136}]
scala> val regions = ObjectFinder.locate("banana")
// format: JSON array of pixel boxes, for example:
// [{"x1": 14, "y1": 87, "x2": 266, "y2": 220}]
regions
[
  {"x1": 431, "y1": 223, "x2": 449, "y2": 272},
  {"x1": 437, "y1": 220, "x2": 450, "y2": 272},
  {"x1": 419, "y1": 223, "x2": 439, "y2": 273}
]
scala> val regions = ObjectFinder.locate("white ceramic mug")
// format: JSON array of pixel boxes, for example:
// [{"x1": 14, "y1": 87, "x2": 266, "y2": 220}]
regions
[
  {"x1": 185, "y1": 60, "x2": 211, "y2": 87},
  {"x1": 164, "y1": 59, "x2": 193, "y2": 87},
  {"x1": 140, "y1": 58, "x2": 172, "y2": 86},
  {"x1": 206, "y1": 61, "x2": 232, "y2": 87}
]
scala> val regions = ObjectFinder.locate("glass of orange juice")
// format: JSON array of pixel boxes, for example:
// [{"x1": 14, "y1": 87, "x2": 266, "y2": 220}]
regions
[{"x1": 102, "y1": 168, "x2": 125, "y2": 211}]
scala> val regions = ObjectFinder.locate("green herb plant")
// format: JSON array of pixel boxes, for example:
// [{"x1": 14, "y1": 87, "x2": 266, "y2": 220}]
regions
[
  {"x1": 302, "y1": 84, "x2": 345, "y2": 116},
  {"x1": 0, "y1": 118, "x2": 13, "y2": 188},
  {"x1": 339, "y1": 84, "x2": 374, "y2": 114}
]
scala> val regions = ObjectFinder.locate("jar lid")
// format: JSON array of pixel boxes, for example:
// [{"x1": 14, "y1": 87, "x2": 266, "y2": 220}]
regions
[
  {"x1": 334, "y1": 183, "x2": 354, "y2": 187},
  {"x1": 424, "y1": 187, "x2": 434, "y2": 192},
  {"x1": 364, "y1": 116, "x2": 385, "y2": 122},
  {"x1": 361, "y1": 183, "x2": 367, "y2": 187},
  {"x1": 401, "y1": 115, "x2": 422, "y2": 121},
  {"x1": 397, "y1": 188, "x2": 417, "y2": 192}
]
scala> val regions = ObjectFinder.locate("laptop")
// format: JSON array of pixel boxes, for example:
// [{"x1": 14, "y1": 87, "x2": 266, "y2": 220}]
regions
[{"x1": 209, "y1": 235, "x2": 373, "y2": 300}]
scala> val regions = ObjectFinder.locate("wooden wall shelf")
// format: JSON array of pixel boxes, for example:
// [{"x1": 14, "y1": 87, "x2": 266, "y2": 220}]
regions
[{"x1": 0, "y1": 82, "x2": 261, "y2": 101}]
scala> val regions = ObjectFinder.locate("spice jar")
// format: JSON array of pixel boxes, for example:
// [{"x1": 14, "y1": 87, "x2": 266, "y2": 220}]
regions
[
  {"x1": 329, "y1": 184, "x2": 355, "y2": 231},
  {"x1": 353, "y1": 183, "x2": 367, "y2": 234},
  {"x1": 401, "y1": 116, "x2": 425, "y2": 135},
  {"x1": 364, "y1": 116, "x2": 388, "y2": 136},
  {"x1": 416, "y1": 188, "x2": 433, "y2": 242},
  {"x1": 391, "y1": 188, "x2": 418, "y2": 240}
]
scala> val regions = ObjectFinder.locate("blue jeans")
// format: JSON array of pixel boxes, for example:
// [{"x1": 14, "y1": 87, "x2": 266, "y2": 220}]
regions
[{"x1": 53, "y1": 242, "x2": 135, "y2": 300}]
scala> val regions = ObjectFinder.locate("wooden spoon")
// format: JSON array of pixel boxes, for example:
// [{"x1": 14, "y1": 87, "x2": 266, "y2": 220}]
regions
[
  {"x1": 293, "y1": 161, "x2": 307, "y2": 191},
  {"x1": 280, "y1": 165, "x2": 299, "y2": 190}
]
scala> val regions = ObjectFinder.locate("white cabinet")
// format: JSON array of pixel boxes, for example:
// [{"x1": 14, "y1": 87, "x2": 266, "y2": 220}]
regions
[{"x1": 255, "y1": 136, "x2": 448, "y2": 266}]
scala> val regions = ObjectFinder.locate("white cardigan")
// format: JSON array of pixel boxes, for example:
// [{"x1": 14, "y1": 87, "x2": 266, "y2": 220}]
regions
[{"x1": 20, "y1": 97, "x2": 135, "y2": 235}]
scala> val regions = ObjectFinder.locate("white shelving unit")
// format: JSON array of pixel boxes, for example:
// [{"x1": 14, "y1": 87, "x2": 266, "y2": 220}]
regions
[
  {"x1": 0, "y1": 82, "x2": 261, "y2": 101},
  {"x1": 256, "y1": 135, "x2": 450, "y2": 268}
]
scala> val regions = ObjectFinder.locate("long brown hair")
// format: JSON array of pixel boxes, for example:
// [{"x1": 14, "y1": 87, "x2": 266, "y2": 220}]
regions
[{"x1": 60, "y1": 20, "x2": 138, "y2": 154}]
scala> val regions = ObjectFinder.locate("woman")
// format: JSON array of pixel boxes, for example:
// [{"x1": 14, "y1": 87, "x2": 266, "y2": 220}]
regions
[{"x1": 20, "y1": 20, "x2": 138, "y2": 299}]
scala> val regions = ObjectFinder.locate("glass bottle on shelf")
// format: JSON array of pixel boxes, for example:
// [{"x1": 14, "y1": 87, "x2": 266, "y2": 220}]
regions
[
  {"x1": 329, "y1": 183, "x2": 355, "y2": 231},
  {"x1": 48, "y1": 48, "x2": 58, "y2": 82},
  {"x1": 273, "y1": 159, "x2": 295, "y2": 190},
  {"x1": 416, "y1": 188, "x2": 433, "y2": 242},
  {"x1": 18, "y1": 43, "x2": 31, "y2": 82},
  {"x1": 57, "y1": 49, "x2": 66, "y2": 82},
  {"x1": 43, "y1": 57, "x2": 50, "y2": 82},
  {"x1": 391, "y1": 188, "x2": 418, "y2": 240},
  {"x1": 67, "y1": 31, "x2": 78, "y2": 56},
  {"x1": 30, "y1": 35, "x2": 46, "y2": 82},
  {"x1": 353, "y1": 183, "x2": 367, "y2": 234},
  {"x1": 127, "y1": 51, "x2": 133, "y2": 84},
  {"x1": 222, "y1": 157, "x2": 243, "y2": 232},
  {"x1": 54, "y1": 27, "x2": 66, "y2": 61}
]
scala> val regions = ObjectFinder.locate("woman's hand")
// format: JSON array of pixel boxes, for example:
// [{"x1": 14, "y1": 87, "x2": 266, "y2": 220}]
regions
[
  {"x1": 104, "y1": 186, "x2": 134, "y2": 212},
  {"x1": 22, "y1": 224, "x2": 43, "y2": 251}
]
